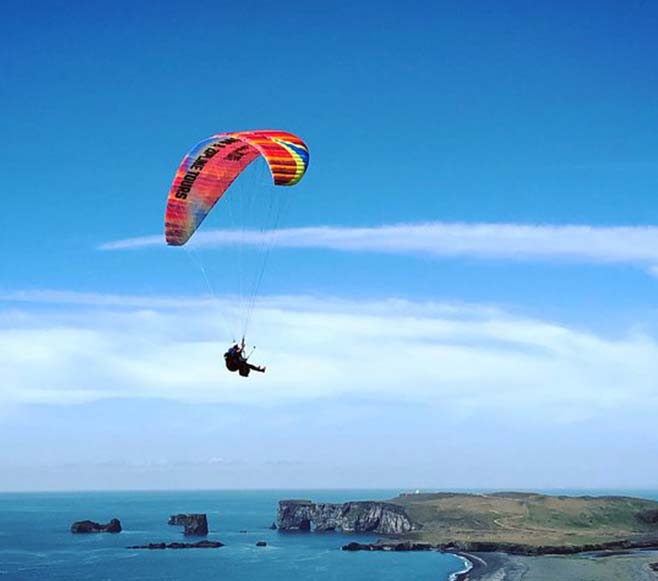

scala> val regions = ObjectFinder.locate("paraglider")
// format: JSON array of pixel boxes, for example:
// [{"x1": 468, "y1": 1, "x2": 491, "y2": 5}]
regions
[
  {"x1": 164, "y1": 130, "x2": 309, "y2": 377},
  {"x1": 223, "y1": 339, "x2": 266, "y2": 377}
]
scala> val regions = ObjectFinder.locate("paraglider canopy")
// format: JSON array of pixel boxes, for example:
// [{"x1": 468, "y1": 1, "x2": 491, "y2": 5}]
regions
[{"x1": 165, "y1": 130, "x2": 309, "y2": 246}]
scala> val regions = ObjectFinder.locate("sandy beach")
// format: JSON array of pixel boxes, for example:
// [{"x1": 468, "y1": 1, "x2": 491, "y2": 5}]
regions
[{"x1": 458, "y1": 550, "x2": 658, "y2": 580}]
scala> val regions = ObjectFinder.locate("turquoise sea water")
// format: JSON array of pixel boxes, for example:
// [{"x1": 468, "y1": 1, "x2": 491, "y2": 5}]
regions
[{"x1": 0, "y1": 490, "x2": 466, "y2": 580}]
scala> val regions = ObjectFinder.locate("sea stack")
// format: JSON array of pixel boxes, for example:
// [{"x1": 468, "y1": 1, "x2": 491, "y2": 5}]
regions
[{"x1": 168, "y1": 514, "x2": 209, "y2": 536}]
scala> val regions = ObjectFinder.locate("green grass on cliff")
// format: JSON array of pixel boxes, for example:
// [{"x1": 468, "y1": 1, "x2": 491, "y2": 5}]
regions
[{"x1": 390, "y1": 492, "x2": 658, "y2": 547}]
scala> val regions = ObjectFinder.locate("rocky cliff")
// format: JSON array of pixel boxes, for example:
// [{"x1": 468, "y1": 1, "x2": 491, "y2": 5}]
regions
[
  {"x1": 277, "y1": 500, "x2": 415, "y2": 534},
  {"x1": 168, "y1": 513, "x2": 208, "y2": 536}
]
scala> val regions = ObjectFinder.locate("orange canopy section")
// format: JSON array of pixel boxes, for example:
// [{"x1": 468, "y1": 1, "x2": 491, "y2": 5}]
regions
[{"x1": 165, "y1": 130, "x2": 309, "y2": 246}]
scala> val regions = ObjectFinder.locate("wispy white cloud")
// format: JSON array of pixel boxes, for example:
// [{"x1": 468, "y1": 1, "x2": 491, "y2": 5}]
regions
[
  {"x1": 99, "y1": 223, "x2": 658, "y2": 271},
  {"x1": 2, "y1": 290, "x2": 658, "y2": 422},
  {"x1": 0, "y1": 289, "x2": 216, "y2": 309},
  {"x1": 102, "y1": 234, "x2": 164, "y2": 249}
]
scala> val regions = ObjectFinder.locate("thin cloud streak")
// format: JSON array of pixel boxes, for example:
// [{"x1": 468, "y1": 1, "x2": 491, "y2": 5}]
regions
[
  {"x1": 100, "y1": 223, "x2": 658, "y2": 268},
  {"x1": 0, "y1": 290, "x2": 217, "y2": 310},
  {"x1": 0, "y1": 289, "x2": 500, "y2": 318}
]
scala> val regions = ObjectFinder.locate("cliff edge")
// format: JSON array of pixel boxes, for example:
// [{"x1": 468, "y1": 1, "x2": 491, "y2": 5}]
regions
[{"x1": 277, "y1": 500, "x2": 415, "y2": 534}]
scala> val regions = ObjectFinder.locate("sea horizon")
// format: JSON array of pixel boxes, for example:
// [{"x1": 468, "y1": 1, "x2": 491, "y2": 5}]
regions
[{"x1": 3, "y1": 487, "x2": 658, "y2": 495}]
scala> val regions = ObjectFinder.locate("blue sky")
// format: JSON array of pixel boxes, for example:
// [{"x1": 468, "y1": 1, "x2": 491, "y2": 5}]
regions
[{"x1": 2, "y1": 1, "x2": 658, "y2": 491}]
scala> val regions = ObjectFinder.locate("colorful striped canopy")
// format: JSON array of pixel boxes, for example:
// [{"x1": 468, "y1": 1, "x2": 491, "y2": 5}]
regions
[{"x1": 165, "y1": 130, "x2": 309, "y2": 246}]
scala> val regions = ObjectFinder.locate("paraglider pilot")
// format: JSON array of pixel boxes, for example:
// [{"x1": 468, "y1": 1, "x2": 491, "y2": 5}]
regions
[{"x1": 224, "y1": 339, "x2": 266, "y2": 377}]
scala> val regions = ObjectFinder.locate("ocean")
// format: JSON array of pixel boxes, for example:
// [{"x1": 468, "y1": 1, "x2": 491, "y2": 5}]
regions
[{"x1": 0, "y1": 490, "x2": 466, "y2": 580}]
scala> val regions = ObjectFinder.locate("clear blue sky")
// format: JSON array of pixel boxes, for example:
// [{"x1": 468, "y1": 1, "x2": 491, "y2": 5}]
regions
[{"x1": 2, "y1": 1, "x2": 658, "y2": 490}]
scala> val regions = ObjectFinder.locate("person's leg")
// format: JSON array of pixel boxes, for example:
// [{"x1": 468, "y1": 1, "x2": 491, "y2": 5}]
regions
[{"x1": 247, "y1": 363, "x2": 266, "y2": 373}]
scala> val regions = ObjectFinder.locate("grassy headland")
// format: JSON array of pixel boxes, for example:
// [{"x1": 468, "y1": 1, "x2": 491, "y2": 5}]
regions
[{"x1": 389, "y1": 491, "x2": 658, "y2": 551}]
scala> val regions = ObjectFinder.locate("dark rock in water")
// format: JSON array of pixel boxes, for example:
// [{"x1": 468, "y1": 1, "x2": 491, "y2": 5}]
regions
[
  {"x1": 650, "y1": 562, "x2": 658, "y2": 571},
  {"x1": 256, "y1": 541, "x2": 267, "y2": 547},
  {"x1": 343, "y1": 542, "x2": 374, "y2": 551},
  {"x1": 194, "y1": 540, "x2": 223, "y2": 548},
  {"x1": 277, "y1": 500, "x2": 415, "y2": 534},
  {"x1": 239, "y1": 530, "x2": 248, "y2": 533},
  {"x1": 269, "y1": 522, "x2": 277, "y2": 530},
  {"x1": 342, "y1": 541, "x2": 433, "y2": 552},
  {"x1": 71, "y1": 519, "x2": 122, "y2": 534},
  {"x1": 168, "y1": 513, "x2": 208, "y2": 536},
  {"x1": 129, "y1": 542, "x2": 167, "y2": 550},
  {"x1": 128, "y1": 540, "x2": 223, "y2": 550}
]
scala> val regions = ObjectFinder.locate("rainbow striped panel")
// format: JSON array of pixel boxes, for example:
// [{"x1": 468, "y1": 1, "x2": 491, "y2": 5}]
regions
[
  {"x1": 227, "y1": 130, "x2": 310, "y2": 186},
  {"x1": 165, "y1": 130, "x2": 309, "y2": 246}
]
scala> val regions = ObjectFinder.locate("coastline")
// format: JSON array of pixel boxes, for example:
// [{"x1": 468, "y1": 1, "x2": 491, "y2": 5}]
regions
[
  {"x1": 447, "y1": 550, "x2": 658, "y2": 580},
  {"x1": 449, "y1": 552, "x2": 474, "y2": 581},
  {"x1": 342, "y1": 541, "x2": 658, "y2": 580},
  {"x1": 449, "y1": 552, "x2": 513, "y2": 581}
]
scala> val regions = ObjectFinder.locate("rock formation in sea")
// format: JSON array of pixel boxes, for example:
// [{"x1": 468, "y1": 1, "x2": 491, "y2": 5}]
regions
[
  {"x1": 342, "y1": 541, "x2": 432, "y2": 551},
  {"x1": 70, "y1": 519, "x2": 122, "y2": 534},
  {"x1": 168, "y1": 513, "x2": 208, "y2": 536},
  {"x1": 127, "y1": 540, "x2": 223, "y2": 549},
  {"x1": 278, "y1": 500, "x2": 314, "y2": 531},
  {"x1": 277, "y1": 500, "x2": 415, "y2": 534},
  {"x1": 256, "y1": 540, "x2": 267, "y2": 547}
]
